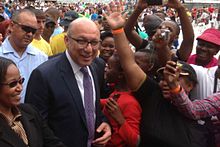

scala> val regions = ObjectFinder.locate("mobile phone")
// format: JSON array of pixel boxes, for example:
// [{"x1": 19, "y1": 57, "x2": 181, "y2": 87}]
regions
[
  {"x1": 112, "y1": 94, "x2": 120, "y2": 101},
  {"x1": 146, "y1": 0, "x2": 168, "y2": 5}
]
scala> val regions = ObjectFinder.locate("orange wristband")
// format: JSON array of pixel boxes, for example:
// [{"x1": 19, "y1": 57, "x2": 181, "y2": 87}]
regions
[
  {"x1": 170, "y1": 85, "x2": 181, "y2": 94},
  {"x1": 112, "y1": 28, "x2": 124, "y2": 35}
]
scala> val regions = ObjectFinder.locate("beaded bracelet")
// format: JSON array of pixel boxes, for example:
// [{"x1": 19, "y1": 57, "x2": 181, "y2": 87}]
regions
[
  {"x1": 170, "y1": 85, "x2": 181, "y2": 94},
  {"x1": 112, "y1": 28, "x2": 124, "y2": 35}
]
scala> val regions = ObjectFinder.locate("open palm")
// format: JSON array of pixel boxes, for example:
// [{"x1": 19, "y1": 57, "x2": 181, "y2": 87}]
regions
[{"x1": 103, "y1": 2, "x2": 127, "y2": 30}]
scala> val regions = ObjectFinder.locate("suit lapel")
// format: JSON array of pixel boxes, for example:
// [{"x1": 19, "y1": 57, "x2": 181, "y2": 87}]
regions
[
  {"x1": 58, "y1": 53, "x2": 87, "y2": 127},
  {"x1": 0, "y1": 117, "x2": 27, "y2": 147}
]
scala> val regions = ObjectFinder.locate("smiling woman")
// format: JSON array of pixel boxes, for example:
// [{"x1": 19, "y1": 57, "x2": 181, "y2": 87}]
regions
[{"x1": 0, "y1": 57, "x2": 66, "y2": 147}]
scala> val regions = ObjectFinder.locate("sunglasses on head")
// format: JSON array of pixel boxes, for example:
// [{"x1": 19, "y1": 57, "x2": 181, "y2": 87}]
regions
[
  {"x1": 1, "y1": 77, "x2": 25, "y2": 88},
  {"x1": 13, "y1": 21, "x2": 37, "y2": 34}
]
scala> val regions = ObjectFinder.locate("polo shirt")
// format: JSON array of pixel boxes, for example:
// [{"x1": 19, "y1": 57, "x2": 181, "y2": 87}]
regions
[
  {"x1": 50, "y1": 32, "x2": 66, "y2": 55},
  {"x1": 31, "y1": 37, "x2": 53, "y2": 56}
]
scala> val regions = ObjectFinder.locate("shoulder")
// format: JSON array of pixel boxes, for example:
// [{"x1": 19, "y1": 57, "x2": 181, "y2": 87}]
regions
[
  {"x1": 27, "y1": 45, "x2": 48, "y2": 59},
  {"x1": 19, "y1": 103, "x2": 38, "y2": 115},
  {"x1": 51, "y1": 33, "x2": 66, "y2": 42},
  {"x1": 93, "y1": 57, "x2": 106, "y2": 67},
  {"x1": 35, "y1": 53, "x2": 65, "y2": 72}
]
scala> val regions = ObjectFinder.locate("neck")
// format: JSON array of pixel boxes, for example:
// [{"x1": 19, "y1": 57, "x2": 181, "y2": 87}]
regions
[
  {"x1": 114, "y1": 82, "x2": 130, "y2": 92},
  {"x1": 41, "y1": 33, "x2": 50, "y2": 43},
  {"x1": 8, "y1": 36, "x2": 25, "y2": 57},
  {"x1": 34, "y1": 34, "x2": 41, "y2": 40},
  {"x1": 0, "y1": 105, "x2": 13, "y2": 118},
  {"x1": 195, "y1": 58, "x2": 210, "y2": 67}
]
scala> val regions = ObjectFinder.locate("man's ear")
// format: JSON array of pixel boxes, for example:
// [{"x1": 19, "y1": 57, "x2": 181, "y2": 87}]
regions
[{"x1": 64, "y1": 35, "x2": 69, "y2": 46}]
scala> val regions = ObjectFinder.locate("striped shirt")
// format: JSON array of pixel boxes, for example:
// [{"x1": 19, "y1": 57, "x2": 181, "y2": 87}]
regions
[{"x1": 171, "y1": 88, "x2": 220, "y2": 120}]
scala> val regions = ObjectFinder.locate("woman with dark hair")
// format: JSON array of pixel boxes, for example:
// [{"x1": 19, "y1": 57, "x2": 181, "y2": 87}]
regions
[
  {"x1": 0, "y1": 57, "x2": 65, "y2": 147},
  {"x1": 101, "y1": 53, "x2": 141, "y2": 147},
  {"x1": 99, "y1": 31, "x2": 115, "y2": 62}
]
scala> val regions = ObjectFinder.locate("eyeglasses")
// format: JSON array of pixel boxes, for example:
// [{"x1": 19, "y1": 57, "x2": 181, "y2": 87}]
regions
[
  {"x1": 68, "y1": 35, "x2": 101, "y2": 48},
  {"x1": 13, "y1": 21, "x2": 37, "y2": 34},
  {"x1": 1, "y1": 77, "x2": 25, "y2": 88}
]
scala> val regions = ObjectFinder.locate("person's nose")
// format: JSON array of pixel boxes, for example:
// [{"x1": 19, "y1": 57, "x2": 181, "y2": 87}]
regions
[
  {"x1": 39, "y1": 21, "x2": 45, "y2": 29},
  {"x1": 26, "y1": 31, "x2": 35, "y2": 36},
  {"x1": 15, "y1": 82, "x2": 23, "y2": 92},
  {"x1": 85, "y1": 43, "x2": 93, "y2": 52}
]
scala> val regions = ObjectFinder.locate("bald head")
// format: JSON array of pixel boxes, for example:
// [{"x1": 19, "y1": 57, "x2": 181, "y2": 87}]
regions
[
  {"x1": 65, "y1": 17, "x2": 100, "y2": 67},
  {"x1": 67, "y1": 17, "x2": 100, "y2": 37}
]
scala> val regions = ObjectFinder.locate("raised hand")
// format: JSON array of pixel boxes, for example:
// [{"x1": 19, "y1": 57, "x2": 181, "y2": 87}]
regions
[
  {"x1": 163, "y1": 61, "x2": 180, "y2": 89},
  {"x1": 103, "y1": 2, "x2": 127, "y2": 30}
]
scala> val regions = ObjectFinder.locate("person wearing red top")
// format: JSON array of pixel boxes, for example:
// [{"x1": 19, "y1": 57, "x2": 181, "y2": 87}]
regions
[
  {"x1": 100, "y1": 53, "x2": 141, "y2": 147},
  {"x1": 187, "y1": 28, "x2": 220, "y2": 68}
]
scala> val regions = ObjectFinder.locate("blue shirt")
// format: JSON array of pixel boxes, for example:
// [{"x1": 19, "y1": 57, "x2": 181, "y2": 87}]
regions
[
  {"x1": 0, "y1": 37, "x2": 48, "y2": 102},
  {"x1": 51, "y1": 26, "x2": 64, "y2": 37}
]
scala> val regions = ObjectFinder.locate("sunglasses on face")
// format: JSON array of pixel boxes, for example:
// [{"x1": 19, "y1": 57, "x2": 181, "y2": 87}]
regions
[
  {"x1": 13, "y1": 21, "x2": 37, "y2": 34},
  {"x1": 1, "y1": 77, "x2": 25, "y2": 88}
]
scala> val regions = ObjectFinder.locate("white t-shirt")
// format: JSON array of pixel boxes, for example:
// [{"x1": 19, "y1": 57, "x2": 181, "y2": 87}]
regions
[{"x1": 190, "y1": 64, "x2": 220, "y2": 100}]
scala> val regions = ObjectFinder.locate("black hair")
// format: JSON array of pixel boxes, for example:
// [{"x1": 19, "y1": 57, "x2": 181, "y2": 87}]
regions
[
  {"x1": 100, "y1": 31, "x2": 113, "y2": 41},
  {"x1": 11, "y1": 9, "x2": 35, "y2": 22},
  {"x1": 137, "y1": 48, "x2": 156, "y2": 65},
  {"x1": 0, "y1": 57, "x2": 16, "y2": 86}
]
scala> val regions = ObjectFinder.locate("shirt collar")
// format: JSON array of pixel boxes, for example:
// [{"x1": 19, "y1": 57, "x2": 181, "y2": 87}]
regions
[
  {"x1": 0, "y1": 106, "x2": 22, "y2": 125},
  {"x1": 2, "y1": 37, "x2": 38, "y2": 55},
  {"x1": 65, "y1": 50, "x2": 81, "y2": 74}
]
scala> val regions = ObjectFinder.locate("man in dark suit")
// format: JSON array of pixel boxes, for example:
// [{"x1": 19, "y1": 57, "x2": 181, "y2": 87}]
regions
[{"x1": 25, "y1": 17, "x2": 111, "y2": 147}]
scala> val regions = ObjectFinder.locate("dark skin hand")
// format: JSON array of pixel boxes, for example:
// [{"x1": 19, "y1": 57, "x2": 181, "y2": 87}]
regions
[{"x1": 106, "y1": 98, "x2": 125, "y2": 125}]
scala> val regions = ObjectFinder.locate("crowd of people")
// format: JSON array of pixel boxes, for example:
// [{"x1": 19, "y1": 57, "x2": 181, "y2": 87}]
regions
[{"x1": 0, "y1": 0, "x2": 220, "y2": 147}]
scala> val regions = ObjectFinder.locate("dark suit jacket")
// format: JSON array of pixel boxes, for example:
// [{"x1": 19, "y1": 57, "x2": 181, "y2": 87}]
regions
[
  {"x1": 25, "y1": 53, "x2": 107, "y2": 147},
  {"x1": 0, "y1": 104, "x2": 65, "y2": 147}
]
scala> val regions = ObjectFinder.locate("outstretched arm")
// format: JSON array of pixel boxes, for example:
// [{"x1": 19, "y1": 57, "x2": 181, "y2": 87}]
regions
[
  {"x1": 124, "y1": 0, "x2": 148, "y2": 49},
  {"x1": 104, "y1": 3, "x2": 146, "y2": 91},
  {"x1": 163, "y1": 61, "x2": 220, "y2": 120},
  {"x1": 167, "y1": 0, "x2": 194, "y2": 61}
]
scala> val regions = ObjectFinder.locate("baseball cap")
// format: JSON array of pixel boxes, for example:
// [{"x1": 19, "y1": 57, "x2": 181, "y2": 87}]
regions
[
  {"x1": 59, "y1": 10, "x2": 79, "y2": 27},
  {"x1": 143, "y1": 14, "x2": 163, "y2": 38},
  {"x1": 156, "y1": 61, "x2": 197, "y2": 85},
  {"x1": 197, "y1": 28, "x2": 220, "y2": 46}
]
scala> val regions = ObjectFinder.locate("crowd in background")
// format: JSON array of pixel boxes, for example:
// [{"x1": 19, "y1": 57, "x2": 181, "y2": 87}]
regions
[{"x1": 0, "y1": 0, "x2": 220, "y2": 147}]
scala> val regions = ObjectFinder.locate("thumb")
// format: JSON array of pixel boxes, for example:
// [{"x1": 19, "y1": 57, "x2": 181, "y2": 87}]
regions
[{"x1": 96, "y1": 123, "x2": 106, "y2": 133}]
